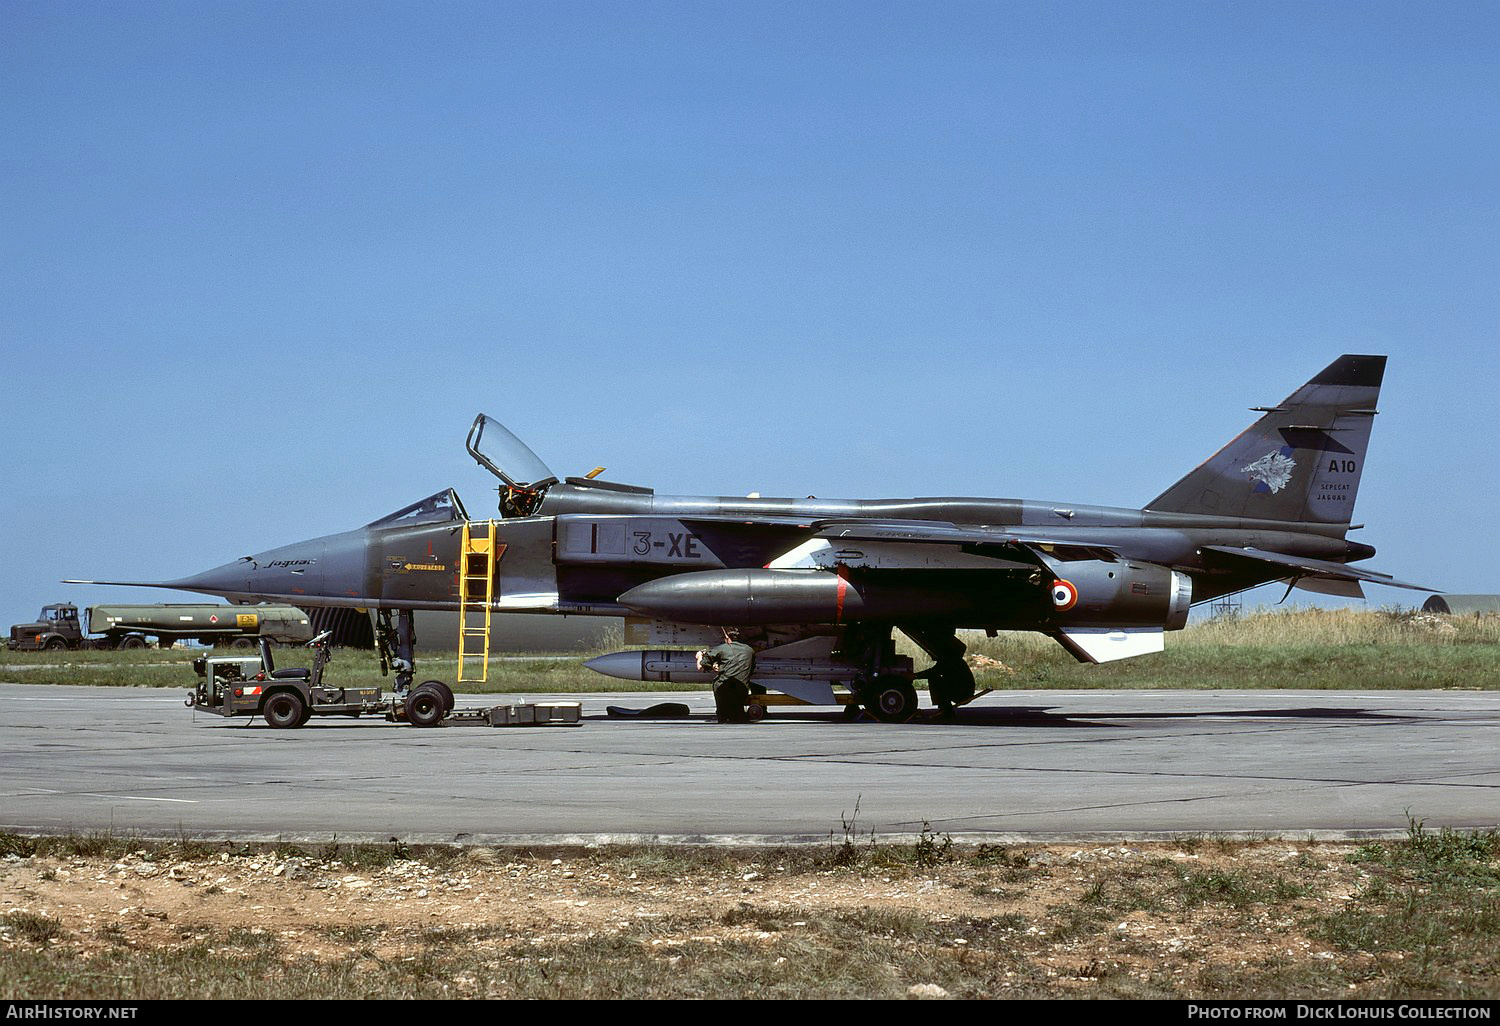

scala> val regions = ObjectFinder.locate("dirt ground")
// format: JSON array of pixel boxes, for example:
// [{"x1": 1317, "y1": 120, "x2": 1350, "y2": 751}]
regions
[{"x1": 1, "y1": 841, "x2": 1377, "y2": 992}]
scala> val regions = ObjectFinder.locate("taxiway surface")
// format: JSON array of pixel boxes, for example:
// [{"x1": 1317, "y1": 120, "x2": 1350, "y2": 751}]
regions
[{"x1": 1, "y1": 684, "x2": 1495, "y2": 843}]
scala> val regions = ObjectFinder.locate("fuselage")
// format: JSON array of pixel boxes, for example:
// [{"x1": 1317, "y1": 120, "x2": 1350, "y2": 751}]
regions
[{"x1": 158, "y1": 480, "x2": 1372, "y2": 616}]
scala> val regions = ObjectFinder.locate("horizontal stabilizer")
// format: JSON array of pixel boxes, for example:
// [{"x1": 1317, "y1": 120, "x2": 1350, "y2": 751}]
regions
[
  {"x1": 1053, "y1": 628, "x2": 1166, "y2": 664},
  {"x1": 1201, "y1": 546, "x2": 1433, "y2": 592}
]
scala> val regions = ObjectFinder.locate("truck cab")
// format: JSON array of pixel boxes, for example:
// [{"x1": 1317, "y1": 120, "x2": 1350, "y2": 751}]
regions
[{"x1": 7, "y1": 604, "x2": 84, "y2": 651}]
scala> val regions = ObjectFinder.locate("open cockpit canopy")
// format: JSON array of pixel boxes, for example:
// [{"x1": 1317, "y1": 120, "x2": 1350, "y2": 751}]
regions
[{"x1": 466, "y1": 414, "x2": 558, "y2": 491}]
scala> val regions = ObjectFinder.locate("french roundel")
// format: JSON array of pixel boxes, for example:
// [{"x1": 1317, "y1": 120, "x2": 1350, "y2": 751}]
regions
[{"x1": 1050, "y1": 579, "x2": 1078, "y2": 611}]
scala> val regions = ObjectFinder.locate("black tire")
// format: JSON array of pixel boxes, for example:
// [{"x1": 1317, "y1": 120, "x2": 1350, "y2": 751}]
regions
[
  {"x1": 841, "y1": 701, "x2": 863, "y2": 721},
  {"x1": 407, "y1": 685, "x2": 446, "y2": 728},
  {"x1": 158, "y1": 639, "x2": 174, "y2": 650},
  {"x1": 262, "y1": 691, "x2": 306, "y2": 729},
  {"x1": 119, "y1": 636, "x2": 147, "y2": 650},
  {"x1": 864, "y1": 677, "x2": 918, "y2": 724},
  {"x1": 44, "y1": 637, "x2": 68, "y2": 652},
  {"x1": 230, "y1": 637, "x2": 255, "y2": 650},
  {"x1": 419, "y1": 679, "x2": 455, "y2": 712},
  {"x1": 294, "y1": 704, "x2": 314, "y2": 727},
  {"x1": 744, "y1": 701, "x2": 766, "y2": 723}
]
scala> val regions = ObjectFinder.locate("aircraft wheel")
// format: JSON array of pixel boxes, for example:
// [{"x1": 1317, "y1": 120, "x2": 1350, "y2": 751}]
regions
[
  {"x1": 407, "y1": 685, "x2": 446, "y2": 728},
  {"x1": 263, "y1": 691, "x2": 306, "y2": 729},
  {"x1": 744, "y1": 702, "x2": 766, "y2": 723},
  {"x1": 420, "y1": 679, "x2": 455, "y2": 712},
  {"x1": 864, "y1": 677, "x2": 918, "y2": 724}
]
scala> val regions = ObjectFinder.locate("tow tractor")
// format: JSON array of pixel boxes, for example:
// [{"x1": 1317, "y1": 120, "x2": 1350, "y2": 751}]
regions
[{"x1": 187, "y1": 632, "x2": 579, "y2": 729}]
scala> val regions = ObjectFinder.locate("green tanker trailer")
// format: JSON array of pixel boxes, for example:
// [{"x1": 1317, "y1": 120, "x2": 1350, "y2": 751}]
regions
[{"x1": 7, "y1": 602, "x2": 312, "y2": 651}]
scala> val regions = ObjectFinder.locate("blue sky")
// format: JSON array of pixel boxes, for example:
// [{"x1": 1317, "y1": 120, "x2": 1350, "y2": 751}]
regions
[{"x1": 2, "y1": 1, "x2": 1496, "y2": 621}]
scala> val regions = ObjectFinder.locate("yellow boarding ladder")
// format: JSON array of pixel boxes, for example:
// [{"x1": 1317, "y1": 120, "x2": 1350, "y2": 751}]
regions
[{"x1": 458, "y1": 520, "x2": 499, "y2": 684}]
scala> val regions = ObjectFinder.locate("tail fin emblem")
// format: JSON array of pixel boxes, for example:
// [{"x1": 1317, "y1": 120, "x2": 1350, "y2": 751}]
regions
[{"x1": 1245, "y1": 449, "x2": 1296, "y2": 493}]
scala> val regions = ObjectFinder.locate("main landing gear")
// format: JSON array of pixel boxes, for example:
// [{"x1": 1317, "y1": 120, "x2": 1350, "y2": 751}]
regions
[
  {"x1": 904, "y1": 626, "x2": 977, "y2": 718},
  {"x1": 836, "y1": 624, "x2": 977, "y2": 723},
  {"x1": 375, "y1": 609, "x2": 455, "y2": 726}
]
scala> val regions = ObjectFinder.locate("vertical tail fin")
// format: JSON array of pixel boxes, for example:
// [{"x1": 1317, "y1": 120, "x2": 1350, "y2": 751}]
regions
[{"x1": 1145, "y1": 354, "x2": 1385, "y2": 527}]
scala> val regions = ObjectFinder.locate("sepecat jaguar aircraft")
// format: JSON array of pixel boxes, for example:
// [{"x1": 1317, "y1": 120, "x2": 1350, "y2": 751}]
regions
[{"x1": 74, "y1": 354, "x2": 1427, "y2": 722}]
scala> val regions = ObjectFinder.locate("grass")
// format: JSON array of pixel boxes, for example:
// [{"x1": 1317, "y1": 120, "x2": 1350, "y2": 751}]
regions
[
  {"x1": 6, "y1": 827, "x2": 1498, "y2": 999},
  {"x1": 2, "y1": 912, "x2": 64, "y2": 944},
  {"x1": 1, "y1": 824, "x2": 1497, "y2": 999},
  {"x1": 1314, "y1": 818, "x2": 1500, "y2": 998},
  {"x1": 4, "y1": 606, "x2": 1498, "y2": 692},
  {"x1": 0, "y1": 830, "x2": 472, "y2": 871},
  {"x1": 0, "y1": 647, "x2": 692, "y2": 693},
  {"x1": 955, "y1": 606, "x2": 1500, "y2": 691}
]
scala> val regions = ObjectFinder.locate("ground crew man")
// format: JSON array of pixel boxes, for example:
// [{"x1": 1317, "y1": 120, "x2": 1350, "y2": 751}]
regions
[{"x1": 698, "y1": 636, "x2": 756, "y2": 723}]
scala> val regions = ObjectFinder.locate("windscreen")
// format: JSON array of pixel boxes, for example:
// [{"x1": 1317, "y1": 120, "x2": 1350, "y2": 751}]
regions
[{"x1": 366, "y1": 489, "x2": 469, "y2": 528}]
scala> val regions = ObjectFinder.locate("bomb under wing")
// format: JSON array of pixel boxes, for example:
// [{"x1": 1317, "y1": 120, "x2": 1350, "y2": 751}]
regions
[{"x1": 75, "y1": 354, "x2": 1430, "y2": 722}]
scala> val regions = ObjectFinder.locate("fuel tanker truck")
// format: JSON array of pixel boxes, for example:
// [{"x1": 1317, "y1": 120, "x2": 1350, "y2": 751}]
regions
[{"x1": 7, "y1": 602, "x2": 312, "y2": 651}]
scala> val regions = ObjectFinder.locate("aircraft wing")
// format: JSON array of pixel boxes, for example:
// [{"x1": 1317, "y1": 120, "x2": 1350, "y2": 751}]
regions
[
  {"x1": 762, "y1": 519, "x2": 1069, "y2": 573},
  {"x1": 595, "y1": 514, "x2": 1118, "y2": 574},
  {"x1": 1200, "y1": 546, "x2": 1434, "y2": 593},
  {"x1": 804, "y1": 519, "x2": 1121, "y2": 563}
]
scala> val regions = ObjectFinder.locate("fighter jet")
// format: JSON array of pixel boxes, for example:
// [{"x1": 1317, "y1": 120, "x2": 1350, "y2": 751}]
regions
[{"x1": 76, "y1": 354, "x2": 1427, "y2": 721}]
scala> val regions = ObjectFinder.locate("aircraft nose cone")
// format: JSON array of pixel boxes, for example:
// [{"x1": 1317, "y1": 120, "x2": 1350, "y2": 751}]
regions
[
  {"x1": 172, "y1": 545, "x2": 324, "y2": 603},
  {"x1": 163, "y1": 559, "x2": 256, "y2": 601}
]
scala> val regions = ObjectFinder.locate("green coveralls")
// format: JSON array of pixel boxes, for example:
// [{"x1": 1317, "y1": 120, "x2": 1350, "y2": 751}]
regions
[{"x1": 703, "y1": 641, "x2": 755, "y2": 723}]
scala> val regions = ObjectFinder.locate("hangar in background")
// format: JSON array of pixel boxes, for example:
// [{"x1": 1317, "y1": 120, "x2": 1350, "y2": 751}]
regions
[
  {"x1": 1421, "y1": 594, "x2": 1500, "y2": 616},
  {"x1": 306, "y1": 607, "x2": 619, "y2": 652}
]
